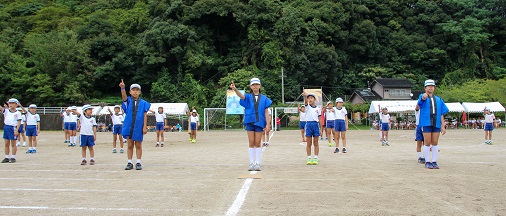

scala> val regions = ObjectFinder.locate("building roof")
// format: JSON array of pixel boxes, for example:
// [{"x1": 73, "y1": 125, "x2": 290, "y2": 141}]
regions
[
  {"x1": 372, "y1": 78, "x2": 412, "y2": 88},
  {"x1": 349, "y1": 88, "x2": 382, "y2": 103}
]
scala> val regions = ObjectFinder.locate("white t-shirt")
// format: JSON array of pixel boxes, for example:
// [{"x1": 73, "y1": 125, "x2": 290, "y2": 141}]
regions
[
  {"x1": 26, "y1": 112, "x2": 40, "y2": 126},
  {"x1": 111, "y1": 114, "x2": 124, "y2": 125},
  {"x1": 380, "y1": 113, "x2": 390, "y2": 124},
  {"x1": 304, "y1": 105, "x2": 321, "y2": 122},
  {"x1": 63, "y1": 112, "x2": 71, "y2": 123},
  {"x1": 415, "y1": 110, "x2": 420, "y2": 126},
  {"x1": 334, "y1": 107, "x2": 347, "y2": 120},
  {"x1": 21, "y1": 115, "x2": 26, "y2": 124},
  {"x1": 155, "y1": 112, "x2": 166, "y2": 123},
  {"x1": 3, "y1": 109, "x2": 22, "y2": 126},
  {"x1": 484, "y1": 114, "x2": 495, "y2": 123},
  {"x1": 190, "y1": 115, "x2": 199, "y2": 123},
  {"x1": 79, "y1": 115, "x2": 97, "y2": 136},
  {"x1": 325, "y1": 109, "x2": 336, "y2": 121},
  {"x1": 299, "y1": 111, "x2": 306, "y2": 122},
  {"x1": 68, "y1": 113, "x2": 78, "y2": 123}
]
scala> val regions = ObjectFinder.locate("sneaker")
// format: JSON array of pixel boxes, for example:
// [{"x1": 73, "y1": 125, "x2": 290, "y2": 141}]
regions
[
  {"x1": 254, "y1": 164, "x2": 261, "y2": 171},
  {"x1": 191, "y1": 139, "x2": 196, "y2": 143},
  {"x1": 119, "y1": 149, "x2": 124, "y2": 154},
  {"x1": 248, "y1": 163, "x2": 255, "y2": 171},
  {"x1": 26, "y1": 149, "x2": 33, "y2": 154},
  {"x1": 385, "y1": 141, "x2": 389, "y2": 146},
  {"x1": 16, "y1": 142, "x2": 20, "y2": 147},
  {"x1": 22, "y1": 142, "x2": 26, "y2": 147},
  {"x1": 306, "y1": 158, "x2": 313, "y2": 165},
  {"x1": 342, "y1": 148, "x2": 347, "y2": 153},
  {"x1": 432, "y1": 162, "x2": 439, "y2": 169},
  {"x1": 320, "y1": 137, "x2": 323, "y2": 140},
  {"x1": 64, "y1": 140, "x2": 68, "y2": 143},
  {"x1": 125, "y1": 163, "x2": 133, "y2": 170},
  {"x1": 123, "y1": 139, "x2": 127, "y2": 143},
  {"x1": 81, "y1": 159, "x2": 87, "y2": 165},
  {"x1": 325, "y1": 137, "x2": 328, "y2": 140},
  {"x1": 155, "y1": 143, "x2": 160, "y2": 147},
  {"x1": 32, "y1": 149, "x2": 36, "y2": 154},
  {"x1": 334, "y1": 148, "x2": 339, "y2": 153},
  {"x1": 9, "y1": 158, "x2": 16, "y2": 163},
  {"x1": 328, "y1": 143, "x2": 332, "y2": 147},
  {"x1": 188, "y1": 138, "x2": 192, "y2": 141},
  {"x1": 135, "y1": 163, "x2": 142, "y2": 170},
  {"x1": 313, "y1": 158, "x2": 319, "y2": 165},
  {"x1": 161, "y1": 143, "x2": 164, "y2": 147},
  {"x1": 262, "y1": 142, "x2": 267, "y2": 147},
  {"x1": 68, "y1": 143, "x2": 72, "y2": 147},
  {"x1": 112, "y1": 149, "x2": 117, "y2": 153},
  {"x1": 425, "y1": 162, "x2": 433, "y2": 169},
  {"x1": 1, "y1": 158, "x2": 9, "y2": 163},
  {"x1": 89, "y1": 159, "x2": 95, "y2": 165},
  {"x1": 418, "y1": 157, "x2": 426, "y2": 164}
]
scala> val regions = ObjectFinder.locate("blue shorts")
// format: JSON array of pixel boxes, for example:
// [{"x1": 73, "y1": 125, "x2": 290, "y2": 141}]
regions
[
  {"x1": 68, "y1": 122, "x2": 77, "y2": 131},
  {"x1": 484, "y1": 123, "x2": 494, "y2": 131},
  {"x1": 334, "y1": 119, "x2": 346, "y2": 132},
  {"x1": 18, "y1": 124, "x2": 24, "y2": 133},
  {"x1": 113, "y1": 125, "x2": 122, "y2": 135},
  {"x1": 3, "y1": 125, "x2": 17, "y2": 140},
  {"x1": 190, "y1": 122, "x2": 197, "y2": 131},
  {"x1": 245, "y1": 123, "x2": 264, "y2": 132},
  {"x1": 415, "y1": 125, "x2": 424, "y2": 141},
  {"x1": 326, "y1": 120, "x2": 335, "y2": 129},
  {"x1": 26, "y1": 125, "x2": 38, "y2": 137},
  {"x1": 80, "y1": 135, "x2": 95, "y2": 147},
  {"x1": 421, "y1": 126, "x2": 441, "y2": 133},
  {"x1": 381, "y1": 123, "x2": 390, "y2": 131},
  {"x1": 299, "y1": 121, "x2": 306, "y2": 130},
  {"x1": 64, "y1": 122, "x2": 69, "y2": 130},
  {"x1": 156, "y1": 122, "x2": 164, "y2": 131},
  {"x1": 305, "y1": 121, "x2": 320, "y2": 137}
]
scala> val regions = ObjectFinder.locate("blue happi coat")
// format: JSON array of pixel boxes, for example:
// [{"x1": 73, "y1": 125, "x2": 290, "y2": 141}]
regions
[
  {"x1": 122, "y1": 96, "x2": 151, "y2": 141},
  {"x1": 417, "y1": 94, "x2": 449, "y2": 128},
  {"x1": 239, "y1": 93, "x2": 272, "y2": 128}
]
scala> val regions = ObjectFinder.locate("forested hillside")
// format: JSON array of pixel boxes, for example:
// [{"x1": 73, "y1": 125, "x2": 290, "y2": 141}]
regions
[{"x1": 0, "y1": 0, "x2": 505, "y2": 106}]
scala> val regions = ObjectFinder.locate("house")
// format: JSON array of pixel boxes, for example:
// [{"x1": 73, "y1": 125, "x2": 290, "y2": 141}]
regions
[{"x1": 349, "y1": 78, "x2": 413, "y2": 105}]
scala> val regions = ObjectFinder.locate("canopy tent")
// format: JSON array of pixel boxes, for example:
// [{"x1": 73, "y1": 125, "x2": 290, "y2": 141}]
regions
[
  {"x1": 368, "y1": 100, "x2": 417, "y2": 114},
  {"x1": 462, "y1": 102, "x2": 505, "y2": 113},
  {"x1": 445, "y1": 102, "x2": 465, "y2": 113},
  {"x1": 149, "y1": 103, "x2": 189, "y2": 115}
]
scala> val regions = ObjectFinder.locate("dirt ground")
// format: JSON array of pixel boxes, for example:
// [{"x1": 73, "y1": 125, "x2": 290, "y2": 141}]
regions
[{"x1": 0, "y1": 128, "x2": 505, "y2": 215}]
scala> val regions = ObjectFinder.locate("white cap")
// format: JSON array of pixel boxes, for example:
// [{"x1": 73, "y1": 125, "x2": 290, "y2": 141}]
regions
[
  {"x1": 192, "y1": 109, "x2": 197, "y2": 113},
  {"x1": 113, "y1": 105, "x2": 120, "y2": 109},
  {"x1": 82, "y1": 105, "x2": 92, "y2": 111},
  {"x1": 424, "y1": 79, "x2": 436, "y2": 87},
  {"x1": 306, "y1": 93, "x2": 317, "y2": 99},
  {"x1": 485, "y1": 107, "x2": 490, "y2": 111},
  {"x1": 130, "y1": 84, "x2": 141, "y2": 90},
  {"x1": 7, "y1": 98, "x2": 19, "y2": 104},
  {"x1": 250, "y1": 78, "x2": 261, "y2": 85},
  {"x1": 29, "y1": 104, "x2": 37, "y2": 108},
  {"x1": 335, "y1": 97, "x2": 344, "y2": 103},
  {"x1": 326, "y1": 101, "x2": 333, "y2": 105},
  {"x1": 71, "y1": 106, "x2": 77, "y2": 110},
  {"x1": 66, "y1": 107, "x2": 72, "y2": 111}
]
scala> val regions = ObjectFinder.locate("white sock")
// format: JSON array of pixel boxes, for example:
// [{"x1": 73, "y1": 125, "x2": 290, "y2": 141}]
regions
[
  {"x1": 91, "y1": 158, "x2": 94, "y2": 160},
  {"x1": 308, "y1": 156, "x2": 312, "y2": 159},
  {"x1": 33, "y1": 147, "x2": 36, "y2": 150},
  {"x1": 314, "y1": 155, "x2": 318, "y2": 159},
  {"x1": 136, "y1": 159, "x2": 141, "y2": 164},
  {"x1": 422, "y1": 146, "x2": 431, "y2": 162},
  {"x1": 128, "y1": 160, "x2": 132, "y2": 163},
  {"x1": 255, "y1": 148, "x2": 262, "y2": 165},
  {"x1": 417, "y1": 152, "x2": 422, "y2": 158},
  {"x1": 28, "y1": 147, "x2": 32, "y2": 150},
  {"x1": 157, "y1": 142, "x2": 159, "y2": 144},
  {"x1": 248, "y1": 148, "x2": 255, "y2": 164},
  {"x1": 4, "y1": 155, "x2": 8, "y2": 159},
  {"x1": 11, "y1": 155, "x2": 15, "y2": 159},
  {"x1": 71, "y1": 136, "x2": 75, "y2": 143},
  {"x1": 431, "y1": 146, "x2": 439, "y2": 162},
  {"x1": 82, "y1": 158, "x2": 86, "y2": 161}
]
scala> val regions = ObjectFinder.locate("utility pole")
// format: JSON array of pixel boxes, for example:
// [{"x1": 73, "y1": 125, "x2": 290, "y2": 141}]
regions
[{"x1": 281, "y1": 67, "x2": 285, "y2": 104}]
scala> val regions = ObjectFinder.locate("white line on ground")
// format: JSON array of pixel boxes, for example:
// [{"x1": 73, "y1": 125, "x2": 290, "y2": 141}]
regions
[
  {"x1": 0, "y1": 188, "x2": 172, "y2": 193},
  {"x1": 0, "y1": 206, "x2": 48, "y2": 209},
  {"x1": 0, "y1": 206, "x2": 199, "y2": 212},
  {"x1": 0, "y1": 177, "x2": 117, "y2": 181}
]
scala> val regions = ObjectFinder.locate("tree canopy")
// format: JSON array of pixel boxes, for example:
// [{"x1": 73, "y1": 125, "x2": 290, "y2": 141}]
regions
[{"x1": 0, "y1": 0, "x2": 505, "y2": 106}]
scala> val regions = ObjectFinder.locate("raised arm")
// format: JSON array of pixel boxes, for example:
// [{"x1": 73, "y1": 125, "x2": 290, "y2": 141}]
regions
[
  {"x1": 107, "y1": 107, "x2": 113, "y2": 115},
  {"x1": 302, "y1": 92, "x2": 307, "y2": 105},
  {"x1": 230, "y1": 82, "x2": 245, "y2": 100},
  {"x1": 19, "y1": 103, "x2": 27, "y2": 114},
  {"x1": 119, "y1": 79, "x2": 127, "y2": 101}
]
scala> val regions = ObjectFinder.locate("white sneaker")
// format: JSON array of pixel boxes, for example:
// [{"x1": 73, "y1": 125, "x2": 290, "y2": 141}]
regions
[
  {"x1": 16, "y1": 142, "x2": 20, "y2": 147},
  {"x1": 248, "y1": 163, "x2": 255, "y2": 171},
  {"x1": 22, "y1": 142, "x2": 27, "y2": 147},
  {"x1": 254, "y1": 164, "x2": 261, "y2": 171}
]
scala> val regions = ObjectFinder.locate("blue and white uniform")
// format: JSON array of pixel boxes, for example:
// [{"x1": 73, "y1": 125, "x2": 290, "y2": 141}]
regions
[
  {"x1": 79, "y1": 114, "x2": 97, "y2": 147},
  {"x1": 415, "y1": 109, "x2": 423, "y2": 141},
  {"x1": 299, "y1": 110, "x2": 306, "y2": 130},
  {"x1": 239, "y1": 93, "x2": 272, "y2": 132},
  {"x1": 334, "y1": 107, "x2": 348, "y2": 132},
  {"x1": 111, "y1": 113, "x2": 124, "y2": 135},
  {"x1": 155, "y1": 111, "x2": 166, "y2": 131},
  {"x1": 18, "y1": 114, "x2": 26, "y2": 133},
  {"x1": 63, "y1": 111, "x2": 71, "y2": 130},
  {"x1": 25, "y1": 112, "x2": 40, "y2": 137},
  {"x1": 190, "y1": 115, "x2": 199, "y2": 131},
  {"x1": 68, "y1": 113, "x2": 78, "y2": 131},
  {"x1": 379, "y1": 112, "x2": 391, "y2": 131},
  {"x1": 3, "y1": 109, "x2": 22, "y2": 140},
  {"x1": 325, "y1": 109, "x2": 336, "y2": 129},
  {"x1": 304, "y1": 104, "x2": 321, "y2": 137},
  {"x1": 484, "y1": 113, "x2": 495, "y2": 131}
]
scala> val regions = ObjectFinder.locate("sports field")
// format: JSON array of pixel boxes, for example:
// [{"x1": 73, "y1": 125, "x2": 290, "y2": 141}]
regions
[{"x1": 0, "y1": 128, "x2": 505, "y2": 215}]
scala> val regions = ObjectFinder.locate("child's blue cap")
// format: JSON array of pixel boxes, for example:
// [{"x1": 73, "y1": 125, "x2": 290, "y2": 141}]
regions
[
  {"x1": 29, "y1": 104, "x2": 37, "y2": 108},
  {"x1": 130, "y1": 84, "x2": 141, "y2": 90},
  {"x1": 424, "y1": 79, "x2": 436, "y2": 87},
  {"x1": 335, "y1": 97, "x2": 344, "y2": 103},
  {"x1": 82, "y1": 105, "x2": 92, "y2": 111},
  {"x1": 7, "y1": 98, "x2": 18, "y2": 104}
]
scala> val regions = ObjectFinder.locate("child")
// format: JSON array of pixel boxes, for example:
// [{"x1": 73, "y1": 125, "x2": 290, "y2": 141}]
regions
[
  {"x1": 151, "y1": 106, "x2": 167, "y2": 147},
  {"x1": 16, "y1": 108, "x2": 27, "y2": 147},
  {"x1": 20, "y1": 104, "x2": 40, "y2": 154},
  {"x1": 108, "y1": 105, "x2": 124, "y2": 153},
  {"x1": 120, "y1": 80, "x2": 151, "y2": 170},
  {"x1": 262, "y1": 108, "x2": 272, "y2": 147},
  {"x1": 378, "y1": 105, "x2": 391, "y2": 146},
  {"x1": 188, "y1": 106, "x2": 196, "y2": 141},
  {"x1": 72, "y1": 105, "x2": 97, "y2": 165},
  {"x1": 302, "y1": 92, "x2": 321, "y2": 165},
  {"x1": 68, "y1": 106, "x2": 79, "y2": 147},
  {"x1": 1, "y1": 99, "x2": 22, "y2": 163},
  {"x1": 418, "y1": 79, "x2": 449, "y2": 169},
  {"x1": 61, "y1": 107, "x2": 71, "y2": 144},
  {"x1": 187, "y1": 109, "x2": 200, "y2": 143},
  {"x1": 230, "y1": 78, "x2": 272, "y2": 171},
  {"x1": 298, "y1": 104, "x2": 307, "y2": 142},
  {"x1": 322, "y1": 101, "x2": 336, "y2": 147},
  {"x1": 320, "y1": 111, "x2": 327, "y2": 140},
  {"x1": 333, "y1": 98, "x2": 348, "y2": 153},
  {"x1": 415, "y1": 104, "x2": 425, "y2": 163},
  {"x1": 483, "y1": 108, "x2": 495, "y2": 145}
]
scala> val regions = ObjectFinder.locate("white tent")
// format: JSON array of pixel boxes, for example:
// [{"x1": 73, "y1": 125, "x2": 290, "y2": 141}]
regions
[
  {"x1": 462, "y1": 102, "x2": 505, "y2": 113},
  {"x1": 149, "y1": 103, "x2": 189, "y2": 115},
  {"x1": 445, "y1": 102, "x2": 465, "y2": 113},
  {"x1": 368, "y1": 100, "x2": 417, "y2": 114}
]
